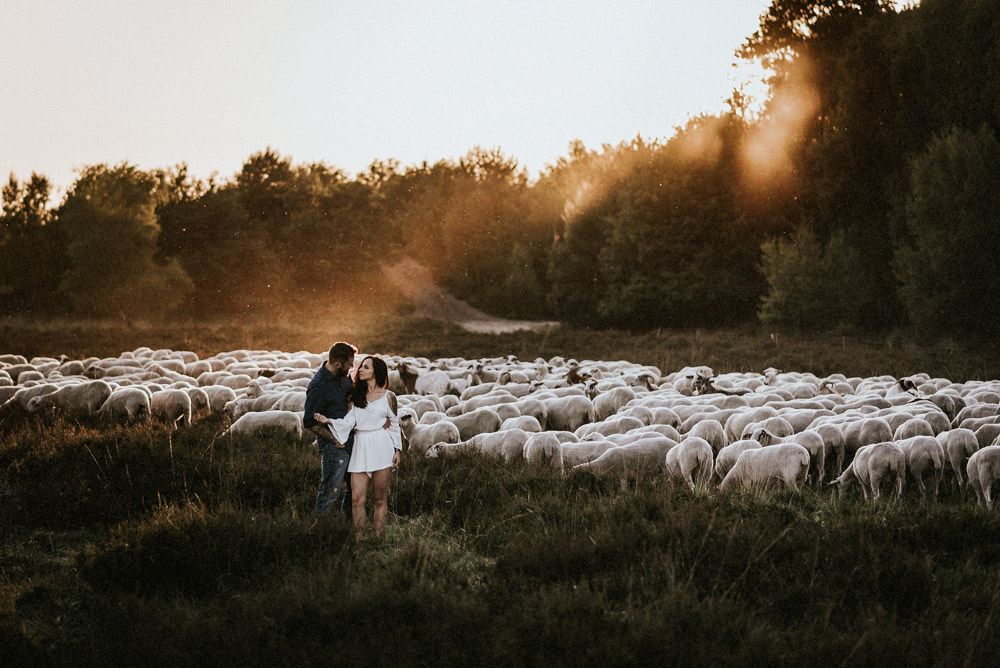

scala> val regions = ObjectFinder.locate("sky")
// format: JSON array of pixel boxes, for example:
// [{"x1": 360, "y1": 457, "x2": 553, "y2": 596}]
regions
[{"x1": 2, "y1": 0, "x2": 773, "y2": 198}]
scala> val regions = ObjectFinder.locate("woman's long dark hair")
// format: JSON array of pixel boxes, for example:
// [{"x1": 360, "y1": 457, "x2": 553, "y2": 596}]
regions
[{"x1": 350, "y1": 355, "x2": 389, "y2": 408}]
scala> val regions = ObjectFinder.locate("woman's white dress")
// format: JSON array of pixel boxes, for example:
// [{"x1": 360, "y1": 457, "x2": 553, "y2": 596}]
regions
[{"x1": 324, "y1": 393, "x2": 401, "y2": 473}]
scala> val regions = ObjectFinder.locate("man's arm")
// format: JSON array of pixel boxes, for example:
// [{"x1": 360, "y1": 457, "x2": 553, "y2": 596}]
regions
[{"x1": 303, "y1": 381, "x2": 339, "y2": 443}]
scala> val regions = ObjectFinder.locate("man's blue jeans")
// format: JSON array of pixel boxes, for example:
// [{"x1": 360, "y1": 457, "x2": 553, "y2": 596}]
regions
[{"x1": 315, "y1": 440, "x2": 351, "y2": 518}]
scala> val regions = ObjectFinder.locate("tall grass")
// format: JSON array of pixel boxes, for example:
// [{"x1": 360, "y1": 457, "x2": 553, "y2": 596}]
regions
[
  {"x1": 4, "y1": 411, "x2": 1000, "y2": 666},
  {"x1": 3, "y1": 319, "x2": 1000, "y2": 665}
]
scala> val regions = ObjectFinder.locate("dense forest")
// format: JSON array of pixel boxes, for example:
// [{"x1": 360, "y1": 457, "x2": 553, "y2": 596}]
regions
[{"x1": 2, "y1": 0, "x2": 997, "y2": 338}]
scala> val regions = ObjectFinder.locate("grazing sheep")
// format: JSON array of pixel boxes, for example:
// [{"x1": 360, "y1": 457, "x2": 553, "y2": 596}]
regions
[
  {"x1": 542, "y1": 395, "x2": 595, "y2": 432},
  {"x1": 572, "y1": 437, "x2": 676, "y2": 482},
  {"x1": 24, "y1": 380, "x2": 113, "y2": 418},
  {"x1": 830, "y1": 442, "x2": 906, "y2": 501},
  {"x1": 427, "y1": 428, "x2": 532, "y2": 463},
  {"x1": 150, "y1": 389, "x2": 193, "y2": 428},
  {"x1": 740, "y1": 416, "x2": 795, "y2": 441},
  {"x1": 415, "y1": 369, "x2": 452, "y2": 396},
  {"x1": 714, "y1": 439, "x2": 762, "y2": 480},
  {"x1": 966, "y1": 445, "x2": 1000, "y2": 508},
  {"x1": 522, "y1": 431, "x2": 576, "y2": 472},
  {"x1": 724, "y1": 406, "x2": 780, "y2": 443},
  {"x1": 446, "y1": 407, "x2": 503, "y2": 440},
  {"x1": 687, "y1": 419, "x2": 727, "y2": 454},
  {"x1": 186, "y1": 387, "x2": 211, "y2": 416},
  {"x1": 813, "y1": 423, "x2": 847, "y2": 478},
  {"x1": 893, "y1": 417, "x2": 935, "y2": 441},
  {"x1": 575, "y1": 415, "x2": 645, "y2": 440},
  {"x1": 750, "y1": 428, "x2": 827, "y2": 486},
  {"x1": 500, "y1": 415, "x2": 543, "y2": 432},
  {"x1": 98, "y1": 387, "x2": 152, "y2": 423},
  {"x1": 718, "y1": 443, "x2": 810, "y2": 492},
  {"x1": 937, "y1": 428, "x2": 979, "y2": 487},
  {"x1": 559, "y1": 439, "x2": 620, "y2": 468},
  {"x1": 896, "y1": 435, "x2": 945, "y2": 500},
  {"x1": 202, "y1": 385, "x2": 238, "y2": 413},
  {"x1": 399, "y1": 413, "x2": 461, "y2": 454},
  {"x1": 665, "y1": 437, "x2": 714, "y2": 490},
  {"x1": 224, "y1": 410, "x2": 304, "y2": 440},
  {"x1": 592, "y1": 386, "x2": 637, "y2": 422}
]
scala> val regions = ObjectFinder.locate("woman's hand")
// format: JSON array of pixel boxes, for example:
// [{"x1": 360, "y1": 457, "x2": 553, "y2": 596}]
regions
[
  {"x1": 392, "y1": 450, "x2": 401, "y2": 472},
  {"x1": 313, "y1": 412, "x2": 330, "y2": 424}
]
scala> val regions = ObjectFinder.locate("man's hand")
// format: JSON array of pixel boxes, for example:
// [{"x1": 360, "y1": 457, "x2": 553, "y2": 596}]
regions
[{"x1": 383, "y1": 416, "x2": 392, "y2": 430}]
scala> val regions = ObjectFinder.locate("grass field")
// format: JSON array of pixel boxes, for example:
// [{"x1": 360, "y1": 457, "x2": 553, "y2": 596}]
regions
[{"x1": 3, "y1": 315, "x2": 1000, "y2": 666}]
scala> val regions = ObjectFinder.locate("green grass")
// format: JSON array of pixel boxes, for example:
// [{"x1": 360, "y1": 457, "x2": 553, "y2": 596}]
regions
[
  {"x1": 3, "y1": 317, "x2": 1000, "y2": 665},
  {"x1": 3, "y1": 411, "x2": 1000, "y2": 667}
]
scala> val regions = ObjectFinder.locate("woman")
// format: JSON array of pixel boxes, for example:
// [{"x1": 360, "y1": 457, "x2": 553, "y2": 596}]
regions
[{"x1": 314, "y1": 355, "x2": 401, "y2": 538}]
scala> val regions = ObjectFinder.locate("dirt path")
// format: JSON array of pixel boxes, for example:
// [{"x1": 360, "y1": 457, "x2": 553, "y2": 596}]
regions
[{"x1": 382, "y1": 259, "x2": 560, "y2": 334}]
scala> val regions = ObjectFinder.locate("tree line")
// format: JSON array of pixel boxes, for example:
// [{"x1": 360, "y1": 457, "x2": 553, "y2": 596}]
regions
[{"x1": 2, "y1": 0, "x2": 997, "y2": 337}]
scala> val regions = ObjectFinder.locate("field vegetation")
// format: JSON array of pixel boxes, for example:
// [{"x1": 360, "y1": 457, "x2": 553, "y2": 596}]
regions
[{"x1": 3, "y1": 317, "x2": 1000, "y2": 666}]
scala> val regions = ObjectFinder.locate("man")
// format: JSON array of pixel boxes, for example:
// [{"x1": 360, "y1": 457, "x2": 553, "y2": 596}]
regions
[{"x1": 303, "y1": 341, "x2": 357, "y2": 520}]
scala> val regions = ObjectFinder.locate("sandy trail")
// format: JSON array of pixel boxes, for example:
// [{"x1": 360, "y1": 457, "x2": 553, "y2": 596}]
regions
[{"x1": 382, "y1": 259, "x2": 559, "y2": 334}]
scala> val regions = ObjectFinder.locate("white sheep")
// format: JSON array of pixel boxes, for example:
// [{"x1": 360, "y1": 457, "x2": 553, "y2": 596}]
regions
[
  {"x1": 202, "y1": 385, "x2": 238, "y2": 414},
  {"x1": 98, "y1": 387, "x2": 152, "y2": 423},
  {"x1": 686, "y1": 418, "x2": 727, "y2": 454},
  {"x1": 224, "y1": 410, "x2": 304, "y2": 440},
  {"x1": 427, "y1": 428, "x2": 531, "y2": 463},
  {"x1": 936, "y1": 428, "x2": 979, "y2": 487},
  {"x1": 739, "y1": 416, "x2": 795, "y2": 441},
  {"x1": 559, "y1": 439, "x2": 619, "y2": 468},
  {"x1": 592, "y1": 386, "x2": 637, "y2": 422},
  {"x1": 150, "y1": 389, "x2": 193, "y2": 428},
  {"x1": 830, "y1": 442, "x2": 906, "y2": 501},
  {"x1": 714, "y1": 439, "x2": 762, "y2": 479},
  {"x1": 399, "y1": 413, "x2": 461, "y2": 454},
  {"x1": 24, "y1": 380, "x2": 113, "y2": 418},
  {"x1": 542, "y1": 395, "x2": 595, "y2": 432},
  {"x1": 415, "y1": 369, "x2": 452, "y2": 396},
  {"x1": 665, "y1": 436, "x2": 714, "y2": 490},
  {"x1": 446, "y1": 407, "x2": 502, "y2": 441},
  {"x1": 723, "y1": 406, "x2": 780, "y2": 443},
  {"x1": 522, "y1": 431, "x2": 575, "y2": 472},
  {"x1": 750, "y1": 428, "x2": 827, "y2": 486},
  {"x1": 500, "y1": 415, "x2": 543, "y2": 432},
  {"x1": 572, "y1": 437, "x2": 676, "y2": 482},
  {"x1": 718, "y1": 443, "x2": 810, "y2": 492},
  {"x1": 895, "y1": 435, "x2": 945, "y2": 500},
  {"x1": 967, "y1": 445, "x2": 1000, "y2": 508},
  {"x1": 575, "y1": 415, "x2": 645, "y2": 440},
  {"x1": 186, "y1": 387, "x2": 211, "y2": 416}
]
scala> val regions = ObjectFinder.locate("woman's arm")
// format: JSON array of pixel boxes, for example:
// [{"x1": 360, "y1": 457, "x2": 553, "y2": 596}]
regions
[
  {"x1": 386, "y1": 391, "x2": 403, "y2": 451},
  {"x1": 312, "y1": 408, "x2": 357, "y2": 444}
]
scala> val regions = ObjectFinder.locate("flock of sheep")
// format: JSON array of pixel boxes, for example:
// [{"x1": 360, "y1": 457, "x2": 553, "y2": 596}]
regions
[{"x1": 3, "y1": 348, "x2": 1000, "y2": 507}]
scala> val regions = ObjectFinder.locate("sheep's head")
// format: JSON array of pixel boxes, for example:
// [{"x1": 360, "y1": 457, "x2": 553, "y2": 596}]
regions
[
  {"x1": 747, "y1": 427, "x2": 779, "y2": 446},
  {"x1": 691, "y1": 375, "x2": 710, "y2": 395},
  {"x1": 25, "y1": 395, "x2": 47, "y2": 413}
]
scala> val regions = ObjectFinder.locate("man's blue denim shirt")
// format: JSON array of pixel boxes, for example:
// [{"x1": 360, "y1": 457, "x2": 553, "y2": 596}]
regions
[{"x1": 303, "y1": 364, "x2": 354, "y2": 447}]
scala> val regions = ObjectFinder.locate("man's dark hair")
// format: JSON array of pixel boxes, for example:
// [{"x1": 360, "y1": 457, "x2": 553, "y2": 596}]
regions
[{"x1": 328, "y1": 341, "x2": 358, "y2": 364}]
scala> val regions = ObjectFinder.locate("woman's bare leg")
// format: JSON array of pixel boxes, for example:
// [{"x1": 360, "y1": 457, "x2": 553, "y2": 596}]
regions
[
  {"x1": 351, "y1": 472, "x2": 369, "y2": 538},
  {"x1": 371, "y1": 468, "x2": 392, "y2": 538}
]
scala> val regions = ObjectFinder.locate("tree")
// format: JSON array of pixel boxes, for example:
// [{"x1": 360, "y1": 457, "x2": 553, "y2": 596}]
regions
[
  {"x1": 0, "y1": 173, "x2": 68, "y2": 313},
  {"x1": 758, "y1": 227, "x2": 868, "y2": 331},
  {"x1": 893, "y1": 125, "x2": 1000, "y2": 335},
  {"x1": 57, "y1": 163, "x2": 193, "y2": 318}
]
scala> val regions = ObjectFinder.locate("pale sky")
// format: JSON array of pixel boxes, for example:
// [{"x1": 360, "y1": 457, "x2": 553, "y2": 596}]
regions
[{"x1": 2, "y1": 0, "x2": 772, "y2": 197}]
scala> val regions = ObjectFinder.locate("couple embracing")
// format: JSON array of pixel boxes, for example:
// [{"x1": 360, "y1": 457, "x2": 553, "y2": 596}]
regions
[{"x1": 303, "y1": 341, "x2": 402, "y2": 538}]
